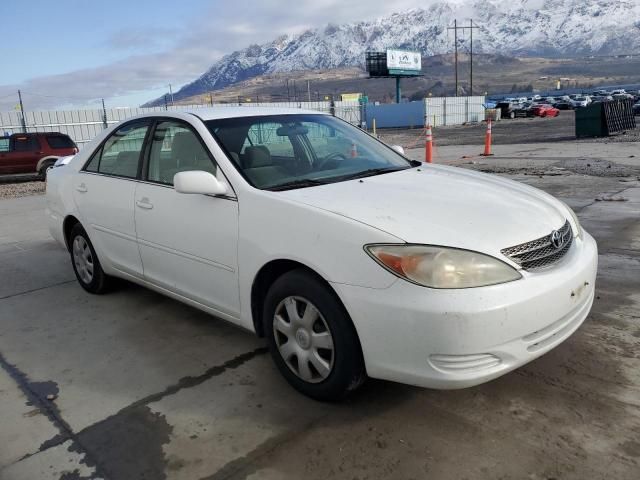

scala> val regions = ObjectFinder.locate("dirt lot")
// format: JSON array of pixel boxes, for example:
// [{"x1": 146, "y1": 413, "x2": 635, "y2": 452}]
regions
[
  {"x1": 379, "y1": 110, "x2": 640, "y2": 148},
  {"x1": 0, "y1": 129, "x2": 639, "y2": 479}
]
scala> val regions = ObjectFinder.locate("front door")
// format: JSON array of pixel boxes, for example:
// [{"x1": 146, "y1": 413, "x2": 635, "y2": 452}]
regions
[{"x1": 134, "y1": 120, "x2": 240, "y2": 318}]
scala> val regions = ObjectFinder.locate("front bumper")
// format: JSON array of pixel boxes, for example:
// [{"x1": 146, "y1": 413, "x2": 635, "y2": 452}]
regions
[{"x1": 332, "y1": 231, "x2": 598, "y2": 389}]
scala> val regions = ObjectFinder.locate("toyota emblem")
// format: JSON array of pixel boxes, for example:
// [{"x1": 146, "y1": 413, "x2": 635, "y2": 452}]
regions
[{"x1": 550, "y1": 230, "x2": 563, "y2": 249}]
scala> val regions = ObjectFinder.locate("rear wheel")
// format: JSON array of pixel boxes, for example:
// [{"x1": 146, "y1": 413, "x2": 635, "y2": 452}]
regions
[
  {"x1": 264, "y1": 269, "x2": 366, "y2": 401},
  {"x1": 38, "y1": 159, "x2": 56, "y2": 180},
  {"x1": 69, "y1": 224, "x2": 112, "y2": 294}
]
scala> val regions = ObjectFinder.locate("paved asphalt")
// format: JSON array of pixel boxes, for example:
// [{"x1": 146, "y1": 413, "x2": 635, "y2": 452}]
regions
[{"x1": 0, "y1": 142, "x2": 639, "y2": 479}]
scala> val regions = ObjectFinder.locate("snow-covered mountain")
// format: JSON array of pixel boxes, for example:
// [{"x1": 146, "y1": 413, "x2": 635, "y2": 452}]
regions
[{"x1": 151, "y1": 0, "x2": 640, "y2": 104}]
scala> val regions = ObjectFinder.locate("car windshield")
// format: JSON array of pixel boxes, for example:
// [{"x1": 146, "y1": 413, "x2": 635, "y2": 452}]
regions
[{"x1": 206, "y1": 114, "x2": 413, "y2": 190}]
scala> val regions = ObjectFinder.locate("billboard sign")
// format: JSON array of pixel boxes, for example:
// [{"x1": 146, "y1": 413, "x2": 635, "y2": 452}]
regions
[{"x1": 386, "y1": 49, "x2": 421, "y2": 74}]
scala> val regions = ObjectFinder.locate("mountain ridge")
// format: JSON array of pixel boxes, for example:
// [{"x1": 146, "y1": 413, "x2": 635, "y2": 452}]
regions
[{"x1": 145, "y1": 0, "x2": 640, "y2": 106}]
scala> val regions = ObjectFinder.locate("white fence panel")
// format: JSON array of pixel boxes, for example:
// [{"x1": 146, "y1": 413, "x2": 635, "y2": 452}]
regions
[
  {"x1": 0, "y1": 100, "x2": 363, "y2": 149},
  {"x1": 424, "y1": 96, "x2": 486, "y2": 126}
]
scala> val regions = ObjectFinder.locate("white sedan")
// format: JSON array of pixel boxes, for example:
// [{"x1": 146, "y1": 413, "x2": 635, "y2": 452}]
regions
[{"x1": 46, "y1": 108, "x2": 598, "y2": 400}]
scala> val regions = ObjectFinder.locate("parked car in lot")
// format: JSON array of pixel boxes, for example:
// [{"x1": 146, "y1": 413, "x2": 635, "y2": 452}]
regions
[
  {"x1": 553, "y1": 100, "x2": 574, "y2": 110},
  {"x1": 532, "y1": 104, "x2": 560, "y2": 117},
  {"x1": 496, "y1": 101, "x2": 519, "y2": 119},
  {"x1": 46, "y1": 108, "x2": 597, "y2": 400},
  {"x1": 0, "y1": 132, "x2": 78, "y2": 178},
  {"x1": 570, "y1": 96, "x2": 591, "y2": 108},
  {"x1": 511, "y1": 102, "x2": 534, "y2": 117},
  {"x1": 592, "y1": 95, "x2": 614, "y2": 103},
  {"x1": 633, "y1": 102, "x2": 640, "y2": 115}
]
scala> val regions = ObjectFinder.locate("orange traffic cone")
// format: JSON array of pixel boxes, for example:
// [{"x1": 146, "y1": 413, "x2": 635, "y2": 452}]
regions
[
  {"x1": 350, "y1": 141, "x2": 358, "y2": 158},
  {"x1": 425, "y1": 125, "x2": 433, "y2": 163},
  {"x1": 481, "y1": 119, "x2": 493, "y2": 156}
]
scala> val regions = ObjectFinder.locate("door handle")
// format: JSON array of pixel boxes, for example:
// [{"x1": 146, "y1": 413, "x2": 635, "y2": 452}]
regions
[
  {"x1": 136, "y1": 198, "x2": 153, "y2": 210},
  {"x1": 75, "y1": 183, "x2": 87, "y2": 193}
]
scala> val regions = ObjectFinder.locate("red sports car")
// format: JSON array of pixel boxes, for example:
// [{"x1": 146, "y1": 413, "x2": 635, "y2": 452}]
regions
[{"x1": 531, "y1": 104, "x2": 560, "y2": 117}]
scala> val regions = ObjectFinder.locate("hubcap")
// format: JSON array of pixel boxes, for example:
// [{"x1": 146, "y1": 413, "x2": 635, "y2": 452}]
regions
[
  {"x1": 273, "y1": 296, "x2": 334, "y2": 383},
  {"x1": 72, "y1": 236, "x2": 94, "y2": 284}
]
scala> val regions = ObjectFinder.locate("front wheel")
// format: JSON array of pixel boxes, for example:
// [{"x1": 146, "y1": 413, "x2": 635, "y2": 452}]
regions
[
  {"x1": 264, "y1": 270, "x2": 366, "y2": 401},
  {"x1": 69, "y1": 224, "x2": 112, "y2": 294}
]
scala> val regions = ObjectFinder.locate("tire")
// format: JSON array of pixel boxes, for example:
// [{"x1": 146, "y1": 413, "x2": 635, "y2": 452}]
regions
[
  {"x1": 264, "y1": 269, "x2": 366, "y2": 401},
  {"x1": 38, "y1": 160, "x2": 56, "y2": 180},
  {"x1": 509, "y1": 111, "x2": 515, "y2": 119},
  {"x1": 69, "y1": 223, "x2": 112, "y2": 294}
]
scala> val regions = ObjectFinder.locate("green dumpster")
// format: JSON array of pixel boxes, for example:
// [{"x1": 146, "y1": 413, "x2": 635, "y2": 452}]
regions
[{"x1": 575, "y1": 103, "x2": 605, "y2": 138}]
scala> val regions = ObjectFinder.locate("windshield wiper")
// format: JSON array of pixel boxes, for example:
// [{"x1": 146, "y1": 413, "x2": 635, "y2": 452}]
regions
[
  {"x1": 331, "y1": 167, "x2": 408, "y2": 182},
  {"x1": 267, "y1": 178, "x2": 327, "y2": 191}
]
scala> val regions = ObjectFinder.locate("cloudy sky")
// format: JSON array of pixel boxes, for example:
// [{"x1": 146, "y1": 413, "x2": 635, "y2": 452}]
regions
[{"x1": 0, "y1": 0, "x2": 436, "y2": 111}]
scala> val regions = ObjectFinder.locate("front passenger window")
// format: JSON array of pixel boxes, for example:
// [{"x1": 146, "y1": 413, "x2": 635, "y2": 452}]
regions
[{"x1": 147, "y1": 121, "x2": 216, "y2": 186}]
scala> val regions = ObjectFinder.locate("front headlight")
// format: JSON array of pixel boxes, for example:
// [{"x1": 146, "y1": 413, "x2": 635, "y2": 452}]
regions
[
  {"x1": 365, "y1": 244, "x2": 522, "y2": 289},
  {"x1": 560, "y1": 201, "x2": 583, "y2": 240}
]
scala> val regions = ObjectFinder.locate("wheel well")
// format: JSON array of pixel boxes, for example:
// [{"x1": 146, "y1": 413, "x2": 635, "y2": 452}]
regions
[
  {"x1": 37, "y1": 156, "x2": 58, "y2": 172},
  {"x1": 251, "y1": 260, "x2": 331, "y2": 337},
  {"x1": 62, "y1": 215, "x2": 80, "y2": 252}
]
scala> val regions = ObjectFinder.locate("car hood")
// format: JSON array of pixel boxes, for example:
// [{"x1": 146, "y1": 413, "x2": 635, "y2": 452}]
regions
[{"x1": 279, "y1": 165, "x2": 570, "y2": 261}]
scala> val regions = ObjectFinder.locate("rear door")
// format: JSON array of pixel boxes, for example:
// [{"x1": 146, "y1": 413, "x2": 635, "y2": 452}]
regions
[{"x1": 73, "y1": 120, "x2": 151, "y2": 278}]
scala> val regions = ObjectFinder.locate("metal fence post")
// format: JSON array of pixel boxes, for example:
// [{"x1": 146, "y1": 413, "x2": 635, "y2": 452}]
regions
[
  {"x1": 18, "y1": 90, "x2": 27, "y2": 133},
  {"x1": 443, "y1": 97, "x2": 447, "y2": 126},
  {"x1": 330, "y1": 96, "x2": 336, "y2": 116},
  {"x1": 101, "y1": 99, "x2": 108, "y2": 129},
  {"x1": 465, "y1": 97, "x2": 469, "y2": 123}
]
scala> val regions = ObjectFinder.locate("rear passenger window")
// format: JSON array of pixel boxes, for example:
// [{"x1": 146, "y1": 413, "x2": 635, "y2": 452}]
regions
[
  {"x1": 147, "y1": 121, "x2": 216, "y2": 186},
  {"x1": 85, "y1": 122, "x2": 149, "y2": 178},
  {"x1": 46, "y1": 135, "x2": 76, "y2": 149},
  {"x1": 13, "y1": 136, "x2": 40, "y2": 152}
]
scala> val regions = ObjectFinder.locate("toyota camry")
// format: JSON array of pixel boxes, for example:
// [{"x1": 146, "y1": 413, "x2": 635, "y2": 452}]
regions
[{"x1": 46, "y1": 108, "x2": 598, "y2": 400}]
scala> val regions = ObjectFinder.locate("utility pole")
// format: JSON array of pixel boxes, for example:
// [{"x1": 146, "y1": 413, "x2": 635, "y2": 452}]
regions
[
  {"x1": 164, "y1": 95, "x2": 168, "y2": 110},
  {"x1": 286, "y1": 79, "x2": 290, "y2": 101},
  {"x1": 448, "y1": 19, "x2": 458, "y2": 96},
  {"x1": 168, "y1": 84, "x2": 174, "y2": 106},
  {"x1": 209, "y1": 93, "x2": 213, "y2": 106},
  {"x1": 17, "y1": 90, "x2": 26, "y2": 133},
  {"x1": 307, "y1": 80, "x2": 311, "y2": 102},
  {"x1": 469, "y1": 19, "x2": 473, "y2": 96},
  {"x1": 448, "y1": 20, "x2": 480, "y2": 96}
]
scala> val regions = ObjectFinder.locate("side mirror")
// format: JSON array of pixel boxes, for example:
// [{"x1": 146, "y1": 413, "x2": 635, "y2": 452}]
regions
[
  {"x1": 174, "y1": 171, "x2": 228, "y2": 196},
  {"x1": 391, "y1": 145, "x2": 405, "y2": 156}
]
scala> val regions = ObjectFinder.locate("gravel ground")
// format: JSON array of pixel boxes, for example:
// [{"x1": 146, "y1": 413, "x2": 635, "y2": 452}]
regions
[{"x1": 0, "y1": 181, "x2": 45, "y2": 199}]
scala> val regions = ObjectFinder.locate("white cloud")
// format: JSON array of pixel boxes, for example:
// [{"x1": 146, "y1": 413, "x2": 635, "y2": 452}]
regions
[{"x1": 0, "y1": 0, "x2": 442, "y2": 110}]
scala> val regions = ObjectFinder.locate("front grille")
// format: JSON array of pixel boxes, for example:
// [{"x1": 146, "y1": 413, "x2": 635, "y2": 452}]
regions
[{"x1": 501, "y1": 220, "x2": 573, "y2": 270}]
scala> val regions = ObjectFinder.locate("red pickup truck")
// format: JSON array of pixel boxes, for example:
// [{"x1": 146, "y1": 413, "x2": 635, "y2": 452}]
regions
[{"x1": 0, "y1": 132, "x2": 78, "y2": 179}]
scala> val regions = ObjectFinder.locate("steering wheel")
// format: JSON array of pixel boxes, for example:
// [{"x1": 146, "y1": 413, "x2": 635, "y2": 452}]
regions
[{"x1": 315, "y1": 152, "x2": 347, "y2": 171}]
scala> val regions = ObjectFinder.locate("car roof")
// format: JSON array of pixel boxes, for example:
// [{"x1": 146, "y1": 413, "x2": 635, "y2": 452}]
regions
[
  {"x1": 10, "y1": 132, "x2": 68, "y2": 137},
  {"x1": 182, "y1": 106, "x2": 329, "y2": 121}
]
